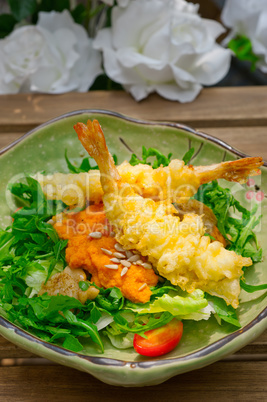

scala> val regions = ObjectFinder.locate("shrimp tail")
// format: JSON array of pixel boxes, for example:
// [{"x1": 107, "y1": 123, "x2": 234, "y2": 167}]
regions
[
  {"x1": 194, "y1": 157, "x2": 263, "y2": 185},
  {"x1": 74, "y1": 120, "x2": 121, "y2": 192}
]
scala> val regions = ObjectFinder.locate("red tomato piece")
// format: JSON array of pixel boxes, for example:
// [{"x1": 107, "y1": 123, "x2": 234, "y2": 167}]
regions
[{"x1": 133, "y1": 318, "x2": 183, "y2": 357}]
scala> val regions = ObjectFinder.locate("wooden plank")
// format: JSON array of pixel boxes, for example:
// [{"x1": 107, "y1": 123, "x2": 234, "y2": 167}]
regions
[
  {"x1": 0, "y1": 362, "x2": 266, "y2": 401},
  {"x1": 0, "y1": 133, "x2": 23, "y2": 151},
  {"x1": 0, "y1": 88, "x2": 267, "y2": 131},
  {"x1": 197, "y1": 126, "x2": 267, "y2": 162},
  {"x1": 0, "y1": 331, "x2": 266, "y2": 360}
]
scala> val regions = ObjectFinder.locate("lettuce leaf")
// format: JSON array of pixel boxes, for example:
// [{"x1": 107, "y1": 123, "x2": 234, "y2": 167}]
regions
[
  {"x1": 23, "y1": 259, "x2": 64, "y2": 297},
  {"x1": 126, "y1": 290, "x2": 211, "y2": 320}
]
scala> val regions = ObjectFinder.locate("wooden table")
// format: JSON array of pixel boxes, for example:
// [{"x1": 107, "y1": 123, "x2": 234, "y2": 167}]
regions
[{"x1": 0, "y1": 88, "x2": 266, "y2": 401}]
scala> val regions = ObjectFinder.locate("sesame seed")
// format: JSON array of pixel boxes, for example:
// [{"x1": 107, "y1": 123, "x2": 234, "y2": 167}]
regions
[
  {"x1": 138, "y1": 283, "x2": 147, "y2": 291},
  {"x1": 121, "y1": 260, "x2": 131, "y2": 268},
  {"x1": 104, "y1": 264, "x2": 119, "y2": 270},
  {"x1": 136, "y1": 260, "x2": 143, "y2": 265},
  {"x1": 101, "y1": 248, "x2": 112, "y2": 256},
  {"x1": 121, "y1": 267, "x2": 128, "y2": 277},
  {"x1": 47, "y1": 219, "x2": 54, "y2": 225},
  {"x1": 89, "y1": 231, "x2": 102, "y2": 239},
  {"x1": 113, "y1": 252, "x2": 125, "y2": 259},
  {"x1": 110, "y1": 258, "x2": 120, "y2": 263},
  {"x1": 110, "y1": 231, "x2": 115, "y2": 237},
  {"x1": 142, "y1": 263, "x2": 152, "y2": 269},
  {"x1": 125, "y1": 250, "x2": 133, "y2": 259},
  {"x1": 103, "y1": 225, "x2": 108, "y2": 231},
  {"x1": 115, "y1": 243, "x2": 125, "y2": 252},
  {"x1": 127, "y1": 254, "x2": 140, "y2": 262}
]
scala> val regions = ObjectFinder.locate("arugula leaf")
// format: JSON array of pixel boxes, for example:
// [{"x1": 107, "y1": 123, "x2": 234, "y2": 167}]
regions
[
  {"x1": 113, "y1": 311, "x2": 173, "y2": 337},
  {"x1": 194, "y1": 180, "x2": 262, "y2": 262},
  {"x1": 95, "y1": 287, "x2": 124, "y2": 312},
  {"x1": 63, "y1": 310, "x2": 104, "y2": 352},
  {"x1": 182, "y1": 148, "x2": 194, "y2": 165},
  {"x1": 129, "y1": 146, "x2": 172, "y2": 168},
  {"x1": 240, "y1": 280, "x2": 267, "y2": 293},
  {"x1": 0, "y1": 293, "x2": 104, "y2": 352},
  {"x1": 0, "y1": 230, "x2": 15, "y2": 264},
  {"x1": 206, "y1": 294, "x2": 241, "y2": 328},
  {"x1": 65, "y1": 149, "x2": 118, "y2": 173},
  {"x1": 61, "y1": 334, "x2": 84, "y2": 352}
]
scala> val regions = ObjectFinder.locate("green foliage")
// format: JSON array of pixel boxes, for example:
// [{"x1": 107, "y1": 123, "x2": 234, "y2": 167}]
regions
[
  {"x1": 0, "y1": 14, "x2": 17, "y2": 38},
  {"x1": 37, "y1": 0, "x2": 70, "y2": 12},
  {"x1": 64, "y1": 149, "x2": 118, "y2": 173},
  {"x1": 8, "y1": 0, "x2": 37, "y2": 21},
  {"x1": 65, "y1": 149, "x2": 99, "y2": 173},
  {"x1": 205, "y1": 294, "x2": 241, "y2": 328},
  {"x1": 129, "y1": 146, "x2": 172, "y2": 169},
  {"x1": 228, "y1": 35, "x2": 260, "y2": 71},
  {"x1": 79, "y1": 281, "x2": 90, "y2": 291},
  {"x1": 182, "y1": 148, "x2": 194, "y2": 165},
  {"x1": 194, "y1": 180, "x2": 262, "y2": 263},
  {"x1": 95, "y1": 287, "x2": 125, "y2": 312},
  {"x1": 2, "y1": 0, "x2": 96, "y2": 31},
  {"x1": 71, "y1": 3, "x2": 87, "y2": 24},
  {"x1": 113, "y1": 311, "x2": 174, "y2": 337},
  {"x1": 240, "y1": 280, "x2": 267, "y2": 293}
]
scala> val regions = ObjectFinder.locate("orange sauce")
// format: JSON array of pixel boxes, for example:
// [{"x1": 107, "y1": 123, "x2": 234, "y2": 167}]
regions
[{"x1": 54, "y1": 204, "x2": 158, "y2": 303}]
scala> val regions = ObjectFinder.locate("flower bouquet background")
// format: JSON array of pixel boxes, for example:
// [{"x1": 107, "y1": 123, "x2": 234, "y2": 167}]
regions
[{"x1": 0, "y1": 0, "x2": 266, "y2": 102}]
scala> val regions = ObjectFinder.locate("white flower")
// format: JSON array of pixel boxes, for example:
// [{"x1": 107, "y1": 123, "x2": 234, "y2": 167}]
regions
[
  {"x1": 221, "y1": 0, "x2": 267, "y2": 73},
  {"x1": 93, "y1": 0, "x2": 231, "y2": 102},
  {"x1": 0, "y1": 10, "x2": 102, "y2": 94}
]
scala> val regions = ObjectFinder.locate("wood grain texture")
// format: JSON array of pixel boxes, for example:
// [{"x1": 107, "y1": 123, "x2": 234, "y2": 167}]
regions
[
  {"x1": 0, "y1": 88, "x2": 267, "y2": 130},
  {"x1": 0, "y1": 362, "x2": 266, "y2": 402},
  {"x1": 197, "y1": 127, "x2": 267, "y2": 162},
  {"x1": 0, "y1": 133, "x2": 23, "y2": 151}
]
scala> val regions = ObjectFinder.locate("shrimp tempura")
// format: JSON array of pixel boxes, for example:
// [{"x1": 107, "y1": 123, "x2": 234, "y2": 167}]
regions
[
  {"x1": 75, "y1": 120, "x2": 253, "y2": 308},
  {"x1": 36, "y1": 122, "x2": 263, "y2": 206}
]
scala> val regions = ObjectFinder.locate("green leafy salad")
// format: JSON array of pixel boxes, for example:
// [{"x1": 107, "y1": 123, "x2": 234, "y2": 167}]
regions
[{"x1": 0, "y1": 146, "x2": 266, "y2": 354}]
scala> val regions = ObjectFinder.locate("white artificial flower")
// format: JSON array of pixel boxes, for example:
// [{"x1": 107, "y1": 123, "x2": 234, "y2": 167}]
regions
[
  {"x1": 0, "y1": 10, "x2": 102, "y2": 94},
  {"x1": 93, "y1": 0, "x2": 231, "y2": 102},
  {"x1": 221, "y1": 0, "x2": 267, "y2": 73}
]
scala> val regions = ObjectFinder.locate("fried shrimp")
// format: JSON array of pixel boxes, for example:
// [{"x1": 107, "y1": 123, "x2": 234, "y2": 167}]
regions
[
  {"x1": 75, "y1": 119, "x2": 254, "y2": 308},
  {"x1": 35, "y1": 122, "x2": 263, "y2": 206}
]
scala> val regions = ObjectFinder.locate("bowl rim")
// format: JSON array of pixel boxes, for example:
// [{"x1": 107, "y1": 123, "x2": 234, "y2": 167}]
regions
[
  {"x1": 0, "y1": 108, "x2": 266, "y2": 369},
  {"x1": 1, "y1": 108, "x2": 267, "y2": 167}
]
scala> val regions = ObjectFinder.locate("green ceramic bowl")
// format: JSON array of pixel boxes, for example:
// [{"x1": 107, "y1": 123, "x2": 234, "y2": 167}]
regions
[{"x1": 0, "y1": 110, "x2": 266, "y2": 387}]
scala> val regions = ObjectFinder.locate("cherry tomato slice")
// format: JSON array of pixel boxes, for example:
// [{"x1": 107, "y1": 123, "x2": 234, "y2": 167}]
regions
[{"x1": 133, "y1": 318, "x2": 183, "y2": 357}]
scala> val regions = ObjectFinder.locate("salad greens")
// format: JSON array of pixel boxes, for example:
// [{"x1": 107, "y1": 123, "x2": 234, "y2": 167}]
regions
[
  {"x1": 64, "y1": 149, "x2": 117, "y2": 174},
  {"x1": 129, "y1": 146, "x2": 172, "y2": 168},
  {"x1": 194, "y1": 180, "x2": 262, "y2": 262},
  {"x1": 0, "y1": 147, "x2": 265, "y2": 353}
]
